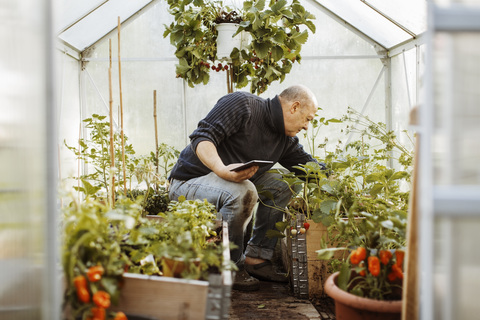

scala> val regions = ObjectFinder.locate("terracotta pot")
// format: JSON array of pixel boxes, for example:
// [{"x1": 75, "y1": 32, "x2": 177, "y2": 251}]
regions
[{"x1": 324, "y1": 272, "x2": 402, "y2": 320}]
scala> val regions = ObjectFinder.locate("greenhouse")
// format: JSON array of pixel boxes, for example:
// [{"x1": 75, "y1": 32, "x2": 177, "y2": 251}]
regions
[{"x1": 1, "y1": 0, "x2": 480, "y2": 319}]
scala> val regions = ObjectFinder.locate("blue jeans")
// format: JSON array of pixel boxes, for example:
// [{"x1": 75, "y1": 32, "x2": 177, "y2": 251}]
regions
[{"x1": 168, "y1": 170, "x2": 292, "y2": 266}]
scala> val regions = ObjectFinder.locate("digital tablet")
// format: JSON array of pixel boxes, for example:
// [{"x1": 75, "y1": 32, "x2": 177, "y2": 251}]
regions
[{"x1": 230, "y1": 160, "x2": 274, "y2": 172}]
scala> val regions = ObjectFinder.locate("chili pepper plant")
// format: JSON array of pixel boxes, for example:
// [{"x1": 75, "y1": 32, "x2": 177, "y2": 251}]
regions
[
  {"x1": 62, "y1": 194, "x2": 233, "y2": 319},
  {"x1": 310, "y1": 107, "x2": 413, "y2": 301}
]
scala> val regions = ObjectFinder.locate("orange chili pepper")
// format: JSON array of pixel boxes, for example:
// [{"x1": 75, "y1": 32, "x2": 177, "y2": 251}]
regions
[
  {"x1": 73, "y1": 275, "x2": 87, "y2": 289},
  {"x1": 350, "y1": 247, "x2": 367, "y2": 264},
  {"x1": 73, "y1": 275, "x2": 90, "y2": 303},
  {"x1": 114, "y1": 312, "x2": 128, "y2": 320},
  {"x1": 368, "y1": 256, "x2": 381, "y2": 276},
  {"x1": 391, "y1": 263, "x2": 404, "y2": 280},
  {"x1": 387, "y1": 271, "x2": 397, "y2": 282},
  {"x1": 91, "y1": 307, "x2": 106, "y2": 320},
  {"x1": 87, "y1": 265, "x2": 105, "y2": 282},
  {"x1": 92, "y1": 291, "x2": 111, "y2": 309},
  {"x1": 356, "y1": 247, "x2": 367, "y2": 260},
  {"x1": 395, "y1": 250, "x2": 405, "y2": 267},
  {"x1": 359, "y1": 261, "x2": 366, "y2": 276},
  {"x1": 76, "y1": 287, "x2": 90, "y2": 303},
  {"x1": 379, "y1": 250, "x2": 393, "y2": 265}
]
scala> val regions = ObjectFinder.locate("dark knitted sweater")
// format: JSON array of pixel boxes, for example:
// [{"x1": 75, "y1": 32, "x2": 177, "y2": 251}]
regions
[{"x1": 169, "y1": 91, "x2": 317, "y2": 181}]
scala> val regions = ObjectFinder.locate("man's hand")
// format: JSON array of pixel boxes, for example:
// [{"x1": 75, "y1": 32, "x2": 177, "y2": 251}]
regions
[
  {"x1": 221, "y1": 164, "x2": 258, "y2": 182},
  {"x1": 195, "y1": 141, "x2": 258, "y2": 182}
]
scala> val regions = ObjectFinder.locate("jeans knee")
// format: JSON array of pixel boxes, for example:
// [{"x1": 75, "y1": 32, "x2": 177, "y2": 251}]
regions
[{"x1": 231, "y1": 180, "x2": 258, "y2": 227}]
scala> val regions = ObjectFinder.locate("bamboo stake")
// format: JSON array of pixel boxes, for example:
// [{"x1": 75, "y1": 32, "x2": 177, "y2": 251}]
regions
[
  {"x1": 153, "y1": 90, "x2": 159, "y2": 175},
  {"x1": 118, "y1": 16, "x2": 127, "y2": 196},
  {"x1": 109, "y1": 39, "x2": 115, "y2": 208},
  {"x1": 226, "y1": 65, "x2": 233, "y2": 93}
]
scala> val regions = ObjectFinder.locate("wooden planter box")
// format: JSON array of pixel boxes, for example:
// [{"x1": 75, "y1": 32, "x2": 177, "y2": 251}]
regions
[
  {"x1": 113, "y1": 220, "x2": 232, "y2": 320},
  {"x1": 282, "y1": 214, "x2": 342, "y2": 300}
]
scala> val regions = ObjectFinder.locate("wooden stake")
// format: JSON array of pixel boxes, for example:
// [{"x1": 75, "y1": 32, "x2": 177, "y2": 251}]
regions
[
  {"x1": 402, "y1": 107, "x2": 419, "y2": 320},
  {"x1": 153, "y1": 90, "x2": 159, "y2": 175},
  {"x1": 109, "y1": 39, "x2": 115, "y2": 207},
  {"x1": 118, "y1": 16, "x2": 127, "y2": 196},
  {"x1": 226, "y1": 65, "x2": 234, "y2": 93}
]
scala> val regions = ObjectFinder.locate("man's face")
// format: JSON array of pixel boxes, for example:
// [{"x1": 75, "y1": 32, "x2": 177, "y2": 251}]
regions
[{"x1": 284, "y1": 101, "x2": 317, "y2": 137}]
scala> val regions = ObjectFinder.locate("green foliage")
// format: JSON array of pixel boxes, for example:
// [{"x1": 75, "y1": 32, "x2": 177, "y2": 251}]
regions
[
  {"x1": 65, "y1": 114, "x2": 180, "y2": 216},
  {"x1": 126, "y1": 187, "x2": 170, "y2": 216},
  {"x1": 131, "y1": 196, "x2": 236, "y2": 280},
  {"x1": 150, "y1": 143, "x2": 180, "y2": 180},
  {"x1": 62, "y1": 196, "x2": 144, "y2": 318},
  {"x1": 304, "y1": 108, "x2": 414, "y2": 300},
  {"x1": 64, "y1": 114, "x2": 138, "y2": 198},
  {"x1": 163, "y1": 0, "x2": 316, "y2": 94},
  {"x1": 62, "y1": 195, "x2": 234, "y2": 318}
]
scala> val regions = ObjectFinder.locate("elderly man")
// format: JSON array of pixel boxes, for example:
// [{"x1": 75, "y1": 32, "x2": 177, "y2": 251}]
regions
[{"x1": 168, "y1": 85, "x2": 321, "y2": 291}]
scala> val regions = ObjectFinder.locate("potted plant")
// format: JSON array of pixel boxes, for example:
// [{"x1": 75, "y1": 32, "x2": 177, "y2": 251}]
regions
[
  {"x1": 319, "y1": 204, "x2": 407, "y2": 320},
  {"x1": 272, "y1": 107, "x2": 413, "y2": 299},
  {"x1": 62, "y1": 193, "x2": 235, "y2": 320},
  {"x1": 61, "y1": 196, "x2": 145, "y2": 320},
  {"x1": 163, "y1": 0, "x2": 316, "y2": 94}
]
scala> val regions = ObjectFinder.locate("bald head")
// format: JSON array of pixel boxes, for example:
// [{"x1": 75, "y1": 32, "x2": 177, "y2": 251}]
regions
[{"x1": 279, "y1": 85, "x2": 318, "y2": 111}]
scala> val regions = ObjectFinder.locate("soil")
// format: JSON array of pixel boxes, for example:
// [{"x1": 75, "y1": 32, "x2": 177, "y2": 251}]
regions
[{"x1": 229, "y1": 280, "x2": 336, "y2": 320}]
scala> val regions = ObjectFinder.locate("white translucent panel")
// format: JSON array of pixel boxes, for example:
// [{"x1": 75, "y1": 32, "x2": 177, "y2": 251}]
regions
[
  {"x1": 432, "y1": 33, "x2": 480, "y2": 185},
  {"x1": 58, "y1": 0, "x2": 152, "y2": 52},
  {"x1": 56, "y1": 0, "x2": 106, "y2": 32},
  {"x1": 367, "y1": 0, "x2": 427, "y2": 36},
  {"x1": 302, "y1": 0, "x2": 380, "y2": 56},
  {"x1": 434, "y1": 218, "x2": 480, "y2": 320},
  {"x1": 435, "y1": 0, "x2": 480, "y2": 6},
  {"x1": 314, "y1": 0, "x2": 413, "y2": 49},
  {"x1": 0, "y1": 0, "x2": 57, "y2": 318}
]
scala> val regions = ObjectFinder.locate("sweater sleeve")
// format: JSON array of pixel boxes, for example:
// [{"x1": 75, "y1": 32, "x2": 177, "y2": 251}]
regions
[{"x1": 190, "y1": 92, "x2": 251, "y2": 153}]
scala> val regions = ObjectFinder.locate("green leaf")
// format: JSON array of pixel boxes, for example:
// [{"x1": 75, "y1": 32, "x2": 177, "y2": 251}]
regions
[
  {"x1": 350, "y1": 285, "x2": 364, "y2": 297},
  {"x1": 254, "y1": 0, "x2": 266, "y2": 11},
  {"x1": 80, "y1": 179, "x2": 101, "y2": 196},
  {"x1": 316, "y1": 247, "x2": 344, "y2": 260},
  {"x1": 320, "y1": 199, "x2": 338, "y2": 215},
  {"x1": 390, "y1": 171, "x2": 409, "y2": 181},
  {"x1": 291, "y1": 30, "x2": 309, "y2": 45},
  {"x1": 266, "y1": 229, "x2": 285, "y2": 239},
  {"x1": 275, "y1": 220, "x2": 290, "y2": 232},
  {"x1": 380, "y1": 220, "x2": 394, "y2": 229},
  {"x1": 271, "y1": 0, "x2": 287, "y2": 13},
  {"x1": 253, "y1": 41, "x2": 269, "y2": 59},
  {"x1": 369, "y1": 184, "x2": 384, "y2": 197},
  {"x1": 337, "y1": 263, "x2": 351, "y2": 291},
  {"x1": 305, "y1": 21, "x2": 316, "y2": 33},
  {"x1": 271, "y1": 45, "x2": 284, "y2": 61}
]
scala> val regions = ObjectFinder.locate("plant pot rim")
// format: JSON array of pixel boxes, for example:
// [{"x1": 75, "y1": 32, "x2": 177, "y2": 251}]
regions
[{"x1": 325, "y1": 272, "x2": 402, "y2": 313}]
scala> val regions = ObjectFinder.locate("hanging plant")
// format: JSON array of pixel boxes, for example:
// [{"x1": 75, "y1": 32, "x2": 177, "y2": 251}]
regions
[{"x1": 163, "y1": 0, "x2": 316, "y2": 95}]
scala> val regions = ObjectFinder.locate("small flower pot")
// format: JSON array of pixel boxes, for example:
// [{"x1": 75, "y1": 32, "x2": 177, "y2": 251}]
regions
[
  {"x1": 216, "y1": 23, "x2": 249, "y2": 60},
  {"x1": 325, "y1": 272, "x2": 402, "y2": 320}
]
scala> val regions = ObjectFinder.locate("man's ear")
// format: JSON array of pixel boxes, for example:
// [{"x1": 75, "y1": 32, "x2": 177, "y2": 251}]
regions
[{"x1": 290, "y1": 101, "x2": 300, "y2": 113}]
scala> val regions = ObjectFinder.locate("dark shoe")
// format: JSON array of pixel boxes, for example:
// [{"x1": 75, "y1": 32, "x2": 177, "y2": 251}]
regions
[
  {"x1": 233, "y1": 269, "x2": 260, "y2": 291},
  {"x1": 245, "y1": 261, "x2": 289, "y2": 283}
]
